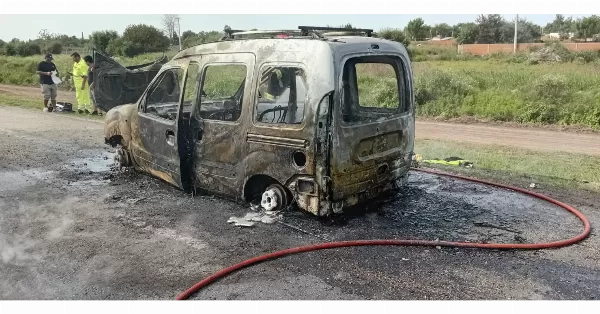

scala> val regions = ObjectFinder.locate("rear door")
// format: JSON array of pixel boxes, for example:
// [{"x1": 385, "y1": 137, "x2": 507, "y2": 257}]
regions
[
  {"x1": 330, "y1": 53, "x2": 414, "y2": 201},
  {"x1": 93, "y1": 49, "x2": 167, "y2": 112}
]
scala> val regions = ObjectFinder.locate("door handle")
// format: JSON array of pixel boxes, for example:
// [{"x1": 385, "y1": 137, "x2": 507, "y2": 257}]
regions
[{"x1": 166, "y1": 129, "x2": 175, "y2": 146}]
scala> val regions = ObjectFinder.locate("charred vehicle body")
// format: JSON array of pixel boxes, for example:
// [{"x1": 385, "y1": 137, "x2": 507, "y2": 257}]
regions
[{"x1": 97, "y1": 26, "x2": 415, "y2": 216}]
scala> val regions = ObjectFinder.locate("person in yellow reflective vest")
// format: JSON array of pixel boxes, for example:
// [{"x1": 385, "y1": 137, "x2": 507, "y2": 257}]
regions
[
  {"x1": 263, "y1": 68, "x2": 284, "y2": 101},
  {"x1": 70, "y1": 52, "x2": 91, "y2": 114}
]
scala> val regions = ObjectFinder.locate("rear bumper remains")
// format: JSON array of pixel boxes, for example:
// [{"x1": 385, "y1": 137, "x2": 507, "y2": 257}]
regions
[{"x1": 290, "y1": 165, "x2": 410, "y2": 217}]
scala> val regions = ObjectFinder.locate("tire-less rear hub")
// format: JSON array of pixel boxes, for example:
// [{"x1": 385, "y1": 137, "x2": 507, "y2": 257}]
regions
[{"x1": 260, "y1": 184, "x2": 288, "y2": 211}]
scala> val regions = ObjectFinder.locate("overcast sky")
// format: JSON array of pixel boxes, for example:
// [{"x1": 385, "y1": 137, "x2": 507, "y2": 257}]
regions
[{"x1": 0, "y1": 14, "x2": 592, "y2": 42}]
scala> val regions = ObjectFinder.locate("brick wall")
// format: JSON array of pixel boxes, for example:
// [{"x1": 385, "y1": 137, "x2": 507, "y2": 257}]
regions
[
  {"x1": 414, "y1": 39, "x2": 457, "y2": 47},
  {"x1": 458, "y1": 43, "x2": 600, "y2": 55}
]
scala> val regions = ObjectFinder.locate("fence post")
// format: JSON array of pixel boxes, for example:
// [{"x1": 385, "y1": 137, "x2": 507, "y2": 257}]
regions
[{"x1": 487, "y1": 44, "x2": 490, "y2": 55}]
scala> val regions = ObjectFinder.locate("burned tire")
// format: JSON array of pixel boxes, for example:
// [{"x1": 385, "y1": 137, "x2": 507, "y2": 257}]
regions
[
  {"x1": 114, "y1": 148, "x2": 133, "y2": 169},
  {"x1": 260, "y1": 184, "x2": 289, "y2": 212}
]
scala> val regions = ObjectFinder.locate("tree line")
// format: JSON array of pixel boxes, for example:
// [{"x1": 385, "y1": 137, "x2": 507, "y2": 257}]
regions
[
  {"x1": 408, "y1": 14, "x2": 600, "y2": 44},
  {"x1": 1, "y1": 14, "x2": 599, "y2": 58}
]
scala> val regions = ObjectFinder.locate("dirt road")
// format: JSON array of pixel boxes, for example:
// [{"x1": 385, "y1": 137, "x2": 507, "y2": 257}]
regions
[
  {"x1": 2, "y1": 84, "x2": 599, "y2": 156},
  {"x1": 416, "y1": 121, "x2": 600, "y2": 156},
  {"x1": 1, "y1": 105, "x2": 599, "y2": 300}
]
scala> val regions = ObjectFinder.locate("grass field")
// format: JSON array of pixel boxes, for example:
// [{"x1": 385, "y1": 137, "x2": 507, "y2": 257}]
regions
[
  {"x1": 0, "y1": 53, "x2": 170, "y2": 89},
  {"x1": 415, "y1": 139, "x2": 600, "y2": 192},
  {"x1": 0, "y1": 93, "x2": 103, "y2": 119},
  {"x1": 2, "y1": 46, "x2": 600, "y2": 129}
]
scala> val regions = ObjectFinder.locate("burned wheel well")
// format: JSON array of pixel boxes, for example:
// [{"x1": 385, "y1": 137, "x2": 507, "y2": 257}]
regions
[
  {"x1": 243, "y1": 175, "x2": 279, "y2": 202},
  {"x1": 105, "y1": 135, "x2": 123, "y2": 147},
  {"x1": 243, "y1": 175, "x2": 295, "y2": 204}
]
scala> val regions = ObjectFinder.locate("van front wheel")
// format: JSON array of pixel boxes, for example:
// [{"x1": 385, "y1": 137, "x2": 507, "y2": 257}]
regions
[{"x1": 260, "y1": 184, "x2": 289, "y2": 212}]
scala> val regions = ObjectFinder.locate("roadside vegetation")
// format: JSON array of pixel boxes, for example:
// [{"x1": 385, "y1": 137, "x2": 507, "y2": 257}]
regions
[
  {"x1": 2, "y1": 44, "x2": 600, "y2": 129},
  {"x1": 0, "y1": 52, "x2": 171, "y2": 90},
  {"x1": 412, "y1": 48, "x2": 600, "y2": 129},
  {"x1": 415, "y1": 139, "x2": 600, "y2": 192},
  {"x1": 1, "y1": 14, "x2": 600, "y2": 129}
]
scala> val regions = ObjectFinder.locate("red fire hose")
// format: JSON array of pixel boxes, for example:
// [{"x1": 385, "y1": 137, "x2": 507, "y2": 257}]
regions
[{"x1": 176, "y1": 168, "x2": 592, "y2": 300}]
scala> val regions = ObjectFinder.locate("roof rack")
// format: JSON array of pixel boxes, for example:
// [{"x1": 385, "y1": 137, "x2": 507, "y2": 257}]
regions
[
  {"x1": 221, "y1": 26, "x2": 308, "y2": 40},
  {"x1": 298, "y1": 26, "x2": 374, "y2": 37},
  {"x1": 219, "y1": 26, "x2": 375, "y2": 41}
]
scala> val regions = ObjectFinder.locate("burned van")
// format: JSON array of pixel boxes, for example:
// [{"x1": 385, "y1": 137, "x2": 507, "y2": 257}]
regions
[{"x1": 97, "y1": 26, "x2": 415, "y2": 216}]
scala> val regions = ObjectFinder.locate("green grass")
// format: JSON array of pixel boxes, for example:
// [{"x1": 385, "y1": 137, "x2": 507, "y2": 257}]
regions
[
  {"x1": 3, "y1": 50, "x2": 600, "y2": 129},
  {"x1": 0, "y1": 93, "x2": 39, "y2": 109},
  {"x1": 0, "y1": 53, "x2": 171, "y2": 90},
  {"x1": 0, "y1": 93, "x2": 103, "y2": 120},
  {"x1": 412, "y1": 60, "x2": 600, "y2": 128},
  {"x1": 415, "y1": 139, "x2": 600, "y2": 192},
  {"x1": 202, "y1": 64, "x2": 246, "y2": 99},
  {"x1": 344, "y1": 48, "x2": 600, "y2": 129}
]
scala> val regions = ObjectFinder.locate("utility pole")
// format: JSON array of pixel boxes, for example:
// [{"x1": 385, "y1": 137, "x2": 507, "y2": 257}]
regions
[
  {"x1": 176, "y1": 17, "x2": 182, "y2": 51},
  {"x1": 513, "y1": 14, "x2": 518, "y2": 54}
]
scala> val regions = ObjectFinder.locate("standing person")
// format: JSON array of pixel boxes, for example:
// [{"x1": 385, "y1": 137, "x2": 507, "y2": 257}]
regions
[
  {"x1": 36, "y1": 54, "x2": 59, "y2": 112},
  {"x1": 83, "y1": 55, "x2": 101, "y2": 116},
  {"x1": 71, "y1": 52, "x2": 91, "y2": 114}
]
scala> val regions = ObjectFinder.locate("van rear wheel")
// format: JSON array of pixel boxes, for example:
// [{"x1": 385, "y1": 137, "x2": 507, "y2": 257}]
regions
[{"x1": 260, "y1": 184, "x2": 289, "y2": 212}]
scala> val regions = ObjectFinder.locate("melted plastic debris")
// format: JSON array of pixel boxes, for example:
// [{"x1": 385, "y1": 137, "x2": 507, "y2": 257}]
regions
[{"x1": 227, "y1": 204, "x2": 282, "y2": 227}]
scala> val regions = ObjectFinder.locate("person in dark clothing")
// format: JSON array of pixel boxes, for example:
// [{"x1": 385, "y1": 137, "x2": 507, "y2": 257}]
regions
[
  {"x1": 36, "y1": 54, "x2": 59, "y2": 112},
  {"x1": 83, "y1": 55, "x2": 101, "y2": 115}
]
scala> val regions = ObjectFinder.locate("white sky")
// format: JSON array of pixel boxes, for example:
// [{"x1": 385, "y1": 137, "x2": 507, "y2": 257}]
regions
[{"x1": 0, "y1": 13, "x2": 591, "y2": 41}]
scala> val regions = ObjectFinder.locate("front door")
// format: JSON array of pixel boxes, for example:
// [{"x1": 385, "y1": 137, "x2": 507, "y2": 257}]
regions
[
  {"x1": 185, "y1": 53, "x2": 255, "y2": 197},
  {"x1": 129, "y1": 61, "x2": 190, "y2": 189}
]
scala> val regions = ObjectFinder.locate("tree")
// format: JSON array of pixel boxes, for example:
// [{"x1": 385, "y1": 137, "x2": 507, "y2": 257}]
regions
[
  {"x1": 405, "y1": 18, "x2": 430, "y2": 41},
  {"x1": 516, "y1": 18, "x2": 542, "y2": 43},
  {"x1": 545, "y1": 14, "x2": 565, "y2": 33},
  {"x1": 171, "y1": 31, "x2": 180, "y2": 46},
  {"x1": 431, "y1": 23, "x2": 453, "y2": 38},
  {"x1": 162, "y1": 14, "x2": 179, "y2": 45},
  {"x1": 38, "y1": 29, "x2": 52, "y2": 41},
  {"x1": 122, "y1": 24, "x2": 170, "y2": 55},
  {"x1": 106, "y1": 38, "x2": 124, "y2": 56},
  {"x1": 544, "y1": 14, "x2": 576, "y2": 35},
  {"x1": 48, "y1": 42, "x2": 63, "y2": 54},
  {"x1": 377, "y1": 28, "x2": 410, "y2": 46},
  {"x1": 4, "y1": 43, "x2": 17, "y2": 56},
  {"x1": 455, "y1": 22, "x2": 478, "y2": 44},
  {"x1": 91, "y1": 30, "x2": 119, "y2": 52},
  {"x1": 575, "y1": 15, "x2": 600, "y2": 39},
  {"x1": 475, "y1": 14, "x2": 505, "y2": 44},
  {"x1": 16, "y1": 42, "x2": 41, "y2": 57},
  {"x1": 199, "y1": 31, "x2": 222, "y2": 43},
  {"x1": 181, "y1": 30, "x2": 196, "y2": 42},
  {"x1": 182, "y1": 30, "x2": 223, "y2": 49},
  {"x1": 182, "y1": 36, "x2": 200, "y2": 49}
]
